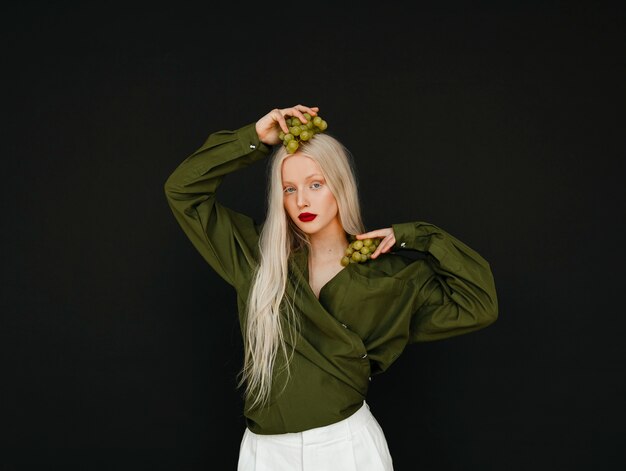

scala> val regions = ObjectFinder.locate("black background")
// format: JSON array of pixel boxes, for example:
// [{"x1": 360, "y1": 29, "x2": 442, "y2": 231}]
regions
[{"x1": 2, "y1": 3, "x2": 625, "y2": 470}]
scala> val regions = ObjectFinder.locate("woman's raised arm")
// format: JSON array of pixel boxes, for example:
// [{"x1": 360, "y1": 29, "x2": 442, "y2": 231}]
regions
[{"x1": 163, "y1": 123, "x2": 270, "y2": 289}]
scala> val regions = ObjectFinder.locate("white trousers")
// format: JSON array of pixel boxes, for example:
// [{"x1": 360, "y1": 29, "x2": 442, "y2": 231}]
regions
[{"x1": 237, "y1": 400, "x2": 394, "y2": 470}]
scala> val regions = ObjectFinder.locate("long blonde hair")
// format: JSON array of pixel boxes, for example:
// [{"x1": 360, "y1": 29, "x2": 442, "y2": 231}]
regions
[{"x1": 236, "y1": 133, "x2": 366, "y2": 412}]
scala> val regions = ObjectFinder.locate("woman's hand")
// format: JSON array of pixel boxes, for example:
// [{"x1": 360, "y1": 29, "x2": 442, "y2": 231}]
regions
[
  {"x1": 356, "y1": 228, "x2": 396, "y2": 259},
  {"x1": 255, "y1": 105, "x2": 319, "y2": 146}
]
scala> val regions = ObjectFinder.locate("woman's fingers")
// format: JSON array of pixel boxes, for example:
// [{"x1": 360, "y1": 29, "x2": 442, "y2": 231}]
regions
[
  {"x1": 290, "y1": 108, "x2": 308, "y2": 125},
  {"x1": 270, "y1": 105, "x2": 319, "y2": 134},
  {"x1": 283, "y1": 105, "x2": 318, "y2": 125},
  {"x1": 293, "y1": 104, "x2": 318, "y2": 116},
  {"x1": 273, "y1": 109, "x2": 290, "y2": 133},
  {"x1": 355, "y1": 228, "x2": 396, "y2": 259},
  {"x1": 356, "y1": 228, "x2": 392, "y2": 239},
  {"x1": 371, "y1": 235, "x2": 396, "y2": 258},
  {"x1": 257, "y1": 105, "x2": 320, "y2": 145}
]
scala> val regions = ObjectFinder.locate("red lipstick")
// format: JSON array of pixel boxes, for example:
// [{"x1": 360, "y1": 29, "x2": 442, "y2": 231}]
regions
[{"x1": 298, "y1": 212, "x2": 317, "y2": 222}]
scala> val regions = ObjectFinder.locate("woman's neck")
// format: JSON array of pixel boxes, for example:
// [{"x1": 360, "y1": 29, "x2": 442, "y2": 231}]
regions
[{"x1": 308, "y1": 221, "x2": 349, "y2": 264}]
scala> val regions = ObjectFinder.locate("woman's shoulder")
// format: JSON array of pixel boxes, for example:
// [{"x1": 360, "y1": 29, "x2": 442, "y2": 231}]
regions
[
  {"x1": 378, "y1": 249, "x2": 425, "y2": 269},
  {"x1": 352, "y1": 250, "x2": 422, "y2": 280}
]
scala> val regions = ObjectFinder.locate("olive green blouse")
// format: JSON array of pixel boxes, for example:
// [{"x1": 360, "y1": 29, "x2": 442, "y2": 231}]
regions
[{"x1": 163, "y1": 122, "x2": 499, "y2": 435}]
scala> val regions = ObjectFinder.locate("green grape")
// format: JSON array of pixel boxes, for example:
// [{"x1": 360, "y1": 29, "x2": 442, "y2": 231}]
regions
[
  {"x1": 339, "y1": 234, "x2": 385, "y2": 265},
  {"x1": 340, "y1": 256, "x2": 350, "y2": 267},
  {"x1": 281, "y1": 113, "x2": 328, "y2": 153},
  {"x1": 287, "y1": 140, "x2": 299, "y2": 153}
]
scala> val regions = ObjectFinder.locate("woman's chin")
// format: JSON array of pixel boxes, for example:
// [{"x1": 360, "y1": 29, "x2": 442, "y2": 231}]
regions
[{"x1": 296, "y1": 221, "x2": 321, "y2": 234}]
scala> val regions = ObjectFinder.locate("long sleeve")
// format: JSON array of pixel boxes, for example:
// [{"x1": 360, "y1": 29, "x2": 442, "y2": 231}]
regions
[
  {"x1": 163, "y1": 122, "x2": 271, "y2": 289},
  {"x1": 391, "y1": 221, "x2": 499, "y2": 343}
]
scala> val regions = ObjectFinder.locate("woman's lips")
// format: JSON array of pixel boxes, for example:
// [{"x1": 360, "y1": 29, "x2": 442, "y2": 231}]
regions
[{"x1": 298, "y1": 213, "x2": 317, "y2": 222}]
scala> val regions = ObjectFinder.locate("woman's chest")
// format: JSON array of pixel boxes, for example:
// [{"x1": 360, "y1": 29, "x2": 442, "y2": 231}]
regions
[
  {"x1": 308, "y1": 261, "x2": 346, "y2": 300},
  {"x1": 315, "y1": 264, "x2": 412, "y2": 342}
]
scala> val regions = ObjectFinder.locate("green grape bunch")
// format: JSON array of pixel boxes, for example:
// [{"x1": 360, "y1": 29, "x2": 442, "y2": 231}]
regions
[
  {"x1": 340, "y1": 236, "x2": 382, "y2": 267},
  {"x1": 278, "y1": 113, "x2": 328, "y2": 153}
]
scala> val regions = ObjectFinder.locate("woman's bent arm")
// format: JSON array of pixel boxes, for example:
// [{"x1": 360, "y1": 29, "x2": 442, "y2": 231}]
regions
[
  {"x1": 392, "y1": 221, "x2": 499, "y2": 343},
  {"x1": 164, "y1": 123, "x2": 271, "y2": 288}
]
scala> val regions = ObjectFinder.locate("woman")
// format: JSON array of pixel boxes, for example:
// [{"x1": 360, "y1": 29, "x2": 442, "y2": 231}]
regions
[{"x1": 164, "y1": 104, "x2": 499, "y2": 470}]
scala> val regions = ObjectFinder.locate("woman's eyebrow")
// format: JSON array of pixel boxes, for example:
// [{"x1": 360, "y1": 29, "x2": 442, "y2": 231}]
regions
[{"x1": 282, "y1": 173, "x2": 324, "y2": 185}]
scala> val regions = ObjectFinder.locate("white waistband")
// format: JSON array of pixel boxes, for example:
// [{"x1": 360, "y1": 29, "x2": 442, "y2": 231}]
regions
[{"x1": 247, "y1": 400, "x2": 374, "y2": 446}]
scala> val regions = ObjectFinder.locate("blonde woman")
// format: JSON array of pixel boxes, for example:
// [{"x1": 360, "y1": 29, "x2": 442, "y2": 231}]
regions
[{"x1": 164, "y1": 104, "x2": 499, "y2": 470}]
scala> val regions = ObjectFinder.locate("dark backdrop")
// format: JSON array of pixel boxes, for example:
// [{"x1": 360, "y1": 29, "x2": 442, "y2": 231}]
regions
[{"x1": 2, "y1": 3, "x2": 624, "y2": 470}]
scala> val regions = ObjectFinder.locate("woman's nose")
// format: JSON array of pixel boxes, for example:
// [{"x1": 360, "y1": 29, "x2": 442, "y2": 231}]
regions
[{"x1": 297, "y1": 191, "x2": 309, "y2": 208}]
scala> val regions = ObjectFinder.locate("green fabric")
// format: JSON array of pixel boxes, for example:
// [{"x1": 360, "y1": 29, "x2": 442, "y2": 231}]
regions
[{"x1": 164, "y1": 122, "x2": 499, "y2": 435}]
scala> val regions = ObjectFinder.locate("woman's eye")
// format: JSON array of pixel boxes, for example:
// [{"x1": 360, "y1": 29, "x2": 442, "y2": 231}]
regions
[{"x1": 284, "y1": 182, "x2": 322, "y2": 193}]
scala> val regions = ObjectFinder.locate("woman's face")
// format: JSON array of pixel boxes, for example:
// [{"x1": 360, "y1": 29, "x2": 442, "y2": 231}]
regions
[{"x1": 281, "y1": 153, "x2": 341, "y2": 237}]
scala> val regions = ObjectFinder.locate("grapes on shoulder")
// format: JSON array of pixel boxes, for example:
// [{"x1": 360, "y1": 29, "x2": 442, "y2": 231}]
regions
[{"x1": 340, "y1": 237, "x2": 381, "y2": 266}]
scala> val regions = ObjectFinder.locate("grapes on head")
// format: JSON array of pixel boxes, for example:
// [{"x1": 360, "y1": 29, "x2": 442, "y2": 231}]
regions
[
  {"x1": 278, "y1": 113, "x2": 329, "y2": 153},
  {"x1": 286, "y1": 140, "x2": 299, "y2": 153}
]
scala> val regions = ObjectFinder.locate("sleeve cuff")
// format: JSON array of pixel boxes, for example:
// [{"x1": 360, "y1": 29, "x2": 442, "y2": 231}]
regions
[
  {"x1": 236, "y1": 122, "x2": 272, "y2": 156},
  {"x1": 392, "y1": 221, "x2": 454, "y2": 266},
  {"x1": 392, "y1": 222, "x2": 416, "y2": 250}
]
